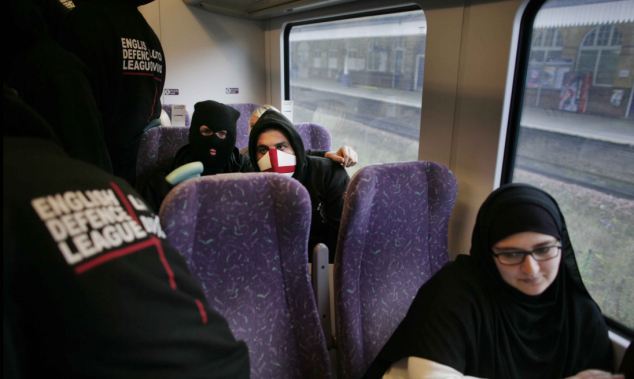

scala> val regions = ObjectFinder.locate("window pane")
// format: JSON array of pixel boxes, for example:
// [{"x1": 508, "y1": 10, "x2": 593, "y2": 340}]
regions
[
  {"x1": 577, "y1": 50, "x2": 597, "y2": 73},
  {"x1": 597, "y1": 25, "x2": 611, "y2": 46},
  {"x1": 515, "y1": 0, "x2": 634, "y2": 329},
  {"x1": 288, "y1": 10, "x2": 426, "y2": 174},
  {"x1": 545, "y1": 29, "x2": 555, "y2": 46},
  {"x1": 596, "y1": 50, "x2": 619, "y2": 85},
  {"x1": 583, "y1": 29, "x2": 596, "y2": 46}
]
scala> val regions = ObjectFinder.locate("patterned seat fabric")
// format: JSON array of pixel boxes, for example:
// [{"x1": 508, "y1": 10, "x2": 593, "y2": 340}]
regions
[
  {"x1": 159, "y1": 173, "x2": 332, "y2": 379},
  {"x1": 228, "y1": 103, "x2": 260, "y2": 149},
  {"x1": 135, "y1": 126, "x2": 189, "y2": 185},
  {"x1": 294, "y1": 122, "x2": 332, "y2": 151},
  {"x1": 334, "y1": 161, "x2": 457, "y2": 379}
]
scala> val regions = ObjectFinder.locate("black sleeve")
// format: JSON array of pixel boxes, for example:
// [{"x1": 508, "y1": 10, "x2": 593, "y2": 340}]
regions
[
  {"x1": 4, "y1": 146, "x2": 250, "y2": 378},
  {"x1": 306, "y1": 149, "x2": 327, "y2": 157},
  {"x1": 58, "y1": 6, "x2": 113, "y2": 111},
  {"x1": 363, "y1": 262, "x2": 480, "y2": 379},
  {"x1": 40, "y1": 61, "x2": 113, "y2": 173},
  {"x1": 323, "y1": 162, "x2": 349, "y2": 259},
  {"x1": 8, "y1": 41, "x2": 112, "y2": 173},
  {"x1": 136, "y1": 169, "x2": 175, "y2": 213}
]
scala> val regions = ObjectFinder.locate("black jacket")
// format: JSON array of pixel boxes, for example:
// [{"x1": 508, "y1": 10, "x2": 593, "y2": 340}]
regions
[
  {"x1": 249, "y1": 110, "x2": 349, "y2": 261},
  {"x1": 3, "y1": 89, "x2": 249, "y2": 379},
  {"x1": 60, "y1": 0, "x2": 166, "y2": 184},
  {"x1": 302, "y1": 155, "x2": 350, "y2": 261}
]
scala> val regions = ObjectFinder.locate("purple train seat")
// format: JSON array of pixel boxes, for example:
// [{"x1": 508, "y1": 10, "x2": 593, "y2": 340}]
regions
[
  {"x1": 159, "y1": 173, "x2": 332, "y2": 379},
  {"x1": 294, "y1": 122, "x2": 332, "y2": 151},
  {"x1": 334, "y1": 161, "x2": 457, "y2": 379},
  {"x1": 135, "y1": 126, "x2": 189, "y2": 184},
  {"x1": 228, "y1": 103, "x2": 260, "y2": 149}
]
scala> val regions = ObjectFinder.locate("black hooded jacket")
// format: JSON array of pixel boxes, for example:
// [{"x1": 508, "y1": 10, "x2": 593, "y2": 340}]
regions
[
  {"x1": 3, "y1": 88, "x2": 249, "y2": 379},
  {"x1": 249, "y1": 110, "x2": 350, "y2": 261},
  {"x1": 59, "y1": 0, "x2": 166, "y2": 185}
]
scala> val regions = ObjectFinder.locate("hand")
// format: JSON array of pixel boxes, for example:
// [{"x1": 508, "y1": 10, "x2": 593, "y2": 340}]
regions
[
  {"x1": 325, "y1": 145, "x2": 358, "y2": 168},
  {"x1": 565, "y1": 369, "x2": 624, "y2": 379}
]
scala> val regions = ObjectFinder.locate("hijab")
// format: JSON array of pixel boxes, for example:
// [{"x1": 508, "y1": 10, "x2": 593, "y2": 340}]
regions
[
  {"x1": 247, "y1": 109, "x2": 307, "y2": 182},
  {"x1": 365, "y1": 183, "x2": 612, "y2": 379}
]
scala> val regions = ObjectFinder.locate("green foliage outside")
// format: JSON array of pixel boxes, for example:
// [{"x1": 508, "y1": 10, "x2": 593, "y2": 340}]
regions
[{"x1": 515, "y1": 170, "x2": 634, "y2": 329}]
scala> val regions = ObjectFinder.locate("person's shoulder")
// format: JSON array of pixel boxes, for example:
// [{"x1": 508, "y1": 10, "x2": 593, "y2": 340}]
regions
[
  {"x1": 61, "y1": 4, "x2": 115, "y2": 42},
  {"x1": 65, "y1": 3, "x2": 109, "y2": 22}
]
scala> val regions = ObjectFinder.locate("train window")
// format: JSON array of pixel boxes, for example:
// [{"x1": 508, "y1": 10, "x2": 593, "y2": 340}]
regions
[
  {"x1": 286, "y1": 9, "x2": 426, "y2": 174},
  {"x1": 508, "y1": 0, "x2": 634, "y2": 332}
]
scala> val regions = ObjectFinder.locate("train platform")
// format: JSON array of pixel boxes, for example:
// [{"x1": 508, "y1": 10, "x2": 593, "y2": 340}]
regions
[
  {"x1": 291, "y1": 78, "x2": 634, "y2": 146},
  {"x1": 520, "y1": 107, "x2": 634, "y2": 146},
  {"x1": 291, "y1": 77, "x2": 422, "y2": 107}
]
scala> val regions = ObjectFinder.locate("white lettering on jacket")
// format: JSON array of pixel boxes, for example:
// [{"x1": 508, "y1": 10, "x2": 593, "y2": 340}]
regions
[{"x1": 31, "y1": 189, "x2": 165, "y2": 266}]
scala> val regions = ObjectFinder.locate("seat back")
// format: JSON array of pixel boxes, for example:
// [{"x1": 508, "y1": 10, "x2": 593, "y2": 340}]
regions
[
  {"x1": 161, "y1": 104, "x2": 191, "y2": 127},
  {"x1": 228, "y1": 103, "x2": 260, "y2": 149},
  {"x1": 334, "y1": 161, "x2": 457, "y2": 379},
  {"x1": 135, "y1": 126, "x2": 189, "y2": 185},
  {"x1": 160, "y1": 173, "x2": 332, "y2": 379},
  {"x1": 294, "y1": 122, "x2": 332, "y2": 151}
]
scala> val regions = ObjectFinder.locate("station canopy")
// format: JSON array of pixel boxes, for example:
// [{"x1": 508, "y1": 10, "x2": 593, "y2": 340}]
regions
[{"x1": 535, "y1": 0, "x2": 634, "y2": 28}]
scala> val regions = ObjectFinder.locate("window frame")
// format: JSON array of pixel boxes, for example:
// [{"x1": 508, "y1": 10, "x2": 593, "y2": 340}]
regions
[
  {"x1": 500, "y1": 0, "x2": 633, "y2": 338},
  {"x1": 283, "y1": 5, "x2": 423, "y2": 101},
  {"x1": 530, "y1": 28, "x2": 563, "y2": 63}
]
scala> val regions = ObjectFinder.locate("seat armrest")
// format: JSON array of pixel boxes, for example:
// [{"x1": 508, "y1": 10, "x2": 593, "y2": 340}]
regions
[{"x1": 312, "y1": 243, "x2": 333, "y2": 347}]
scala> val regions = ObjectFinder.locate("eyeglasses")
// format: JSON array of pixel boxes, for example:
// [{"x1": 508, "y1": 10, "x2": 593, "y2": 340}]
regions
[
  {"x1": 199, "y1": 125, "x2": 228, "y2": 139},
  {"x1": 492, "y1": 244, "x2": 561, "y2": 265}
]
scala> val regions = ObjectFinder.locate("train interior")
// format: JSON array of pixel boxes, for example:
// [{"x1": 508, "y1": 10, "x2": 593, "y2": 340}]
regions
[{"x1": 13, "y1": 0, "x2": 630, "y2": 376}]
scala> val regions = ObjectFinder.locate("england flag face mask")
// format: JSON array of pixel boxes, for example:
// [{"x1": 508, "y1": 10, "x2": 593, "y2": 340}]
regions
[{"x1": 257, "y1": 147, "x2": 296, "y2": 177}]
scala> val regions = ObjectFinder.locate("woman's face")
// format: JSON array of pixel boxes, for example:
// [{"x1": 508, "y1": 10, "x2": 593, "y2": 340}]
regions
[{"x1": 492, "y1": 231, "x2": 561, "y2": 296}]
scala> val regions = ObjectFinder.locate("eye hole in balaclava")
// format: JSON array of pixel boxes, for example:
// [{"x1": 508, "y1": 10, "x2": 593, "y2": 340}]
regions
[{"x1": 189, "y1": 100, "x2": 239, "y2": 175}]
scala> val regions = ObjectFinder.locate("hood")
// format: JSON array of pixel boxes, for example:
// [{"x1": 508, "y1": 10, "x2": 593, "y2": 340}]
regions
[
  {"x1": 3, "y1": 86, "x2": 61, "y2": 143},
  {"x1": 6, "y1": 0, "x2": 49, "y2": 58},
  {"x1": 248, "y1": 109, "x2": 306, "y2": 181}
]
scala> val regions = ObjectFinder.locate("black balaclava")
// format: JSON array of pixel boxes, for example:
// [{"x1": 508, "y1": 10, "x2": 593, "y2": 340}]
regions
[
  {"x1": 189, "y1": 100, "x2": 239, "y2": 175},
  {"x1": 248, "y1": 109, "x2": 307, "y2": 182}
]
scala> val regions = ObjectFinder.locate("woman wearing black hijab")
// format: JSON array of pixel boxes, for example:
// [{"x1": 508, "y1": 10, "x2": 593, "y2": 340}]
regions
[{"x1": 364, "y1": 183, "x2": 619, "y2": 379}]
